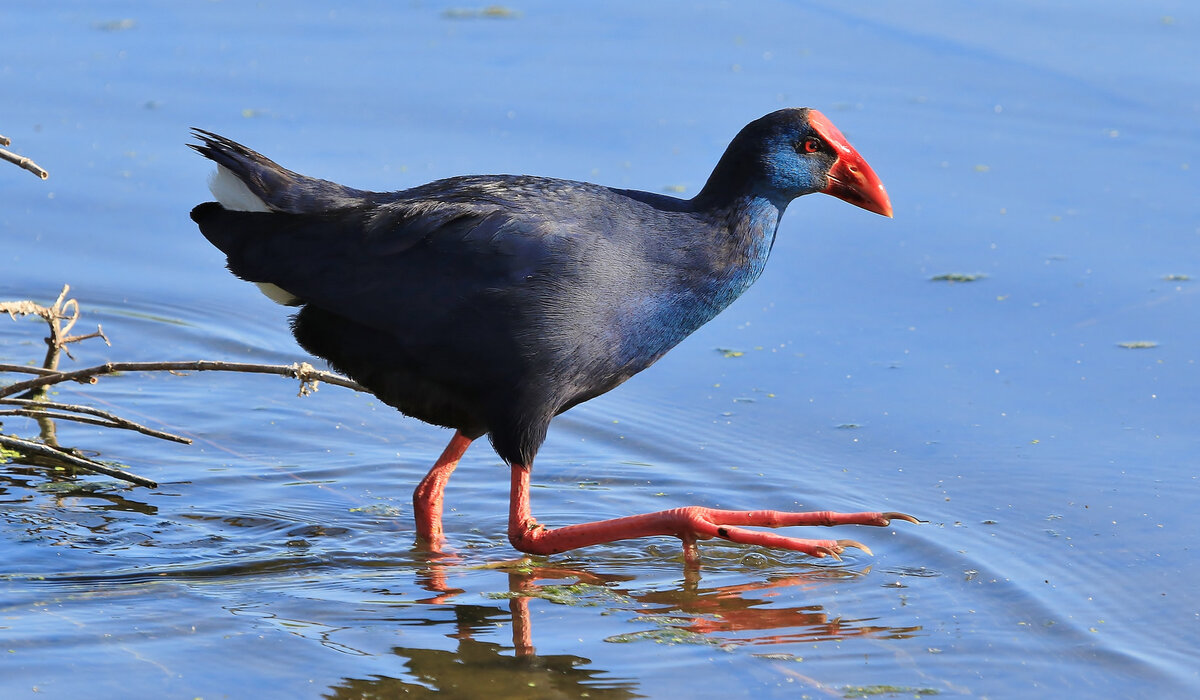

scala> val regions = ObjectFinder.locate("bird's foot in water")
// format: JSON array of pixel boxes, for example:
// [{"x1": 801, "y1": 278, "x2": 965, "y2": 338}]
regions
[
  {"x1": 508, "y1": 503, "x2": 919, "y2": 565},
  {"x1": 412, "y1": 431, "x2": 473, "y2": 550}
]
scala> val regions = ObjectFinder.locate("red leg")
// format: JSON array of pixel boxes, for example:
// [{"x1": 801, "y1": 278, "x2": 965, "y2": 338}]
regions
[
  {"x1": 507, "y1": 463, "x2": 917, "y2": 561},
  {"x1": 413, "y1": 431, "x2": 473, "y2": 547}
]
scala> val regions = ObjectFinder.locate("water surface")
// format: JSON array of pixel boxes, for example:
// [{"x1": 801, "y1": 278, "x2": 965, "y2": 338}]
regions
[{"x1": 2, "y1": 2, "x2": 1198, "y2": 697}]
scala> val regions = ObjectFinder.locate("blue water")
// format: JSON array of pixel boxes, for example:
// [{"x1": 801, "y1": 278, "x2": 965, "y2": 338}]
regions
[{"x1": 3, "y1": 2, "x2": 1198, "y2": 697}]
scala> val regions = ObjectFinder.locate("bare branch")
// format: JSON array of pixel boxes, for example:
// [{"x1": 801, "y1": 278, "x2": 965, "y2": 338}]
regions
[
  {"x1": 0, "y1": 364, "x2": 60, "y2": 376},
  {"x1": 1, "y1": 301, "x2": 47, "y2": 317},
  {"x1": 0, "y1": 133, "x2": 48, "y2": 179},
  {"x1": 0, "y1": 144, "x2": 48, "y2": 180},
  {"x1": 0, "y1": 397, "x2": 192, "y2": 444},
  {"x1": 1, "y1": 285, "x2": 108, "y2": 376},
  {"x1": 0, "y1": 359, "x2": 366, "y2": 399},
  {"x1": 0, "y1": 434, "x2": 158, "y2": 487}
]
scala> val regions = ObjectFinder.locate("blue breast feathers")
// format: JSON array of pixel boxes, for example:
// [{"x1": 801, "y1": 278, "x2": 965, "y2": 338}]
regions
[{"x1": 612, "y1": 196, "x2": 780, "y2": 369}]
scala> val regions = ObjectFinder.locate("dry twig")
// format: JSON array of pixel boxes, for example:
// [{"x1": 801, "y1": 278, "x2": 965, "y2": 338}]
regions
[
  {"x1": 0, "y1": 359, "x2": 364, "y2": 400},
  {"x1": 0, "y1": 133, "x2": 49, "y2": 180},
  {"x1": 0, "y1": 397, "x2": 191, "y2": 443},
  {"x1": 2, "y1": 284, "x2": 109, "y2": 378}
]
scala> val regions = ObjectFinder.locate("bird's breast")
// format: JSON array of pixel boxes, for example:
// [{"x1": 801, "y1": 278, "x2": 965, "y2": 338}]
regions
[{"x1": 607, "y1": 234, "x2": 774, "y2": 371}]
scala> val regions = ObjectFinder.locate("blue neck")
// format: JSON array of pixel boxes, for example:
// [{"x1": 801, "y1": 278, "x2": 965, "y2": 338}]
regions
[
  {"x1": 718, "y1": 194, "x2": 785, "y2": 301},
  {"x1": 614, "y1": 194, "x2": 783, "y2": 369}
]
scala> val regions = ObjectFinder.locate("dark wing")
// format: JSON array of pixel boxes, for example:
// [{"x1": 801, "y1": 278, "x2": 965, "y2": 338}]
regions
[
  {"x1": 191, "y1": 195, "x2": 577, "y2": 458},
  {"x1": 189, "y1": 129, "x2": 382, "y2": 213},
  {"x1": 191, "y1": 197, "x2": 550, "y2": 331}
]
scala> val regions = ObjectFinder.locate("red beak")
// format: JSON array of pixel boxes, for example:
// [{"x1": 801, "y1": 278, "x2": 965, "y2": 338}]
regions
[{"x1": 808, "y1": 110, "x2": 893, "y2": 218}]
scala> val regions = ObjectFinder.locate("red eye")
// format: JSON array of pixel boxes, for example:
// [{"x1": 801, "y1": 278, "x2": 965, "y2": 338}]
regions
[{"x1": 802, "y1": 138, "x2": 822, "y2": 154}]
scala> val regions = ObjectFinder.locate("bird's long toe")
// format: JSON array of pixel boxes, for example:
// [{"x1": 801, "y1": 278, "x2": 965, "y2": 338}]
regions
[
  {"x1": 672, "y1": 506, "x2": 917, "y2": 559},
  {"x1": 695, "y1": 507, "x2": 920, "y2": 529},
  {"x1": 698, "y1": 521, "x2": 850, "y2": 558}
]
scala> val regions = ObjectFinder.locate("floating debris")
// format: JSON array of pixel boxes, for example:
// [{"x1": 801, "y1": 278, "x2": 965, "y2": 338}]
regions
[
  {"x1": 753, "y1": 652, "x2": 804, "y2": 662},
  {"x1": 604, "y1": 627, "x2": 722, "y2": 646},
  {"x1": 348, "y1": 504, "x2": 404, "y2": 517},
  {"x1": 716, "y1": 347, "x2": 745, "y2": 358},
  {"x1": 94, "y1": 18, "x2": 136, "y2": 31},
  {"x1": 35, "y1": 480, "x2": 128, "y2": 495},
  {"x1": 930, "y1": 273, "x2": 986, "y2": 283},
  {"x1": 843, "y1": 685, "x2": 940, "y2": 698},
  {"x1": 1117, "y1": 341, "x2": 1158, "y2": 349},
  {"x1": 1162, "y1": 274, "x2": 1191, "y2": 282},
  {"x1": 486, "y1": 582, "x2": 631, "y2": 607},
  {"x1": 443, "y1": 5, "x2": 521, "y2": 19}
]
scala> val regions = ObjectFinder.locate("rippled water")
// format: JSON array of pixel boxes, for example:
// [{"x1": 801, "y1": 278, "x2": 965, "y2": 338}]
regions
[{"x1": 3, "y1": 2, "x2": 1198, "y2": 698}]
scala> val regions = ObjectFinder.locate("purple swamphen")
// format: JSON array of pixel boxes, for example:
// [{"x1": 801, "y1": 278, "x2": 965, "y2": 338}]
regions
[{"x1": 190, "y1": 108, "x2": 913, "y2": 563}]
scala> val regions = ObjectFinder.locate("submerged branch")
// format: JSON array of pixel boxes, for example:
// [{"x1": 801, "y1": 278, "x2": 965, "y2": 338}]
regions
[{"x1": 0, "y1": 434, "x2": 158, "y2": 488}]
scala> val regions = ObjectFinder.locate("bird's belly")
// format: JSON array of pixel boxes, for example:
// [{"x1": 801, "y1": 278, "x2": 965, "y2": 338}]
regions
[{"x1": 290, "y1": 304, "x2": 494, "y2": 436}]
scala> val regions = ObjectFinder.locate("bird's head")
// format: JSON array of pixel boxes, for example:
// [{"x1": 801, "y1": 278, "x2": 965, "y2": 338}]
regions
[{"x1": 702, "y1": 108, "x2": 892, "y2": 218}]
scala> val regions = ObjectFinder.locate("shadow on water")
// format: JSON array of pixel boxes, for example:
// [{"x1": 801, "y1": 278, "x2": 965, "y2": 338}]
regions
[
  {"x1": 326, "y1": 636, "x2": 640, "y2": 700},
  {"x1": 323, "y1": 562, "x2": 925, "y2": 699}
]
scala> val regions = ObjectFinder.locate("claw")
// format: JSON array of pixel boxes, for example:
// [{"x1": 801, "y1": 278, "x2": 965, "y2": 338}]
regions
[
  {"x1": 813, "y1": 545, "x2": 842, "y2": 561},
  {"x1": 681, "y1": 535, "x2": 701, "y2": 568},
  {"x1": 836, "y1": 539, "x2": 872, "y2": 556},
  {"x1": 883, "y1": 512, "x2": 921, "y2": 525}
]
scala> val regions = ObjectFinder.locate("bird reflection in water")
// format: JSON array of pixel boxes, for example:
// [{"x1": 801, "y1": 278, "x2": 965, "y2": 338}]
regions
[{"x1": 414, "y1": 556, "x2": 922, "y2": 659}]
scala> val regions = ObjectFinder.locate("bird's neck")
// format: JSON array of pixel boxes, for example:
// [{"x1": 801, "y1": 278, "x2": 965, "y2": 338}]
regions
[
  {"x1": 723, "y1": 194, "x2": 785, "y2": 238},
  {"x1": 699, "y1": 191, "x2": 785, "y2": 267},
  {"x1": 692, "y1": 166, "x2": 789, "y2": 255},
  {"x1": 692, "y1": 137, "x2": 794, "y2": 214},
  {"x1": 675, "y1": 192, "x2": 784, "y2": 330},
  {"x1": 718, "y1": 194, "x2": 782, "y2": 292}
]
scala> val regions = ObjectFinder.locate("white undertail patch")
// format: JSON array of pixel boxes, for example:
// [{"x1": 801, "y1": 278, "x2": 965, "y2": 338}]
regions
[
  {"x1": 209, "y1": 164, "x2": 270, "y2": 213},
  {"x1": 209, "y1": 165, "x2": 301, "y2": 305},
  {"x1": 254, "y1": 282, "x2": 302, "y2": 306}
]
